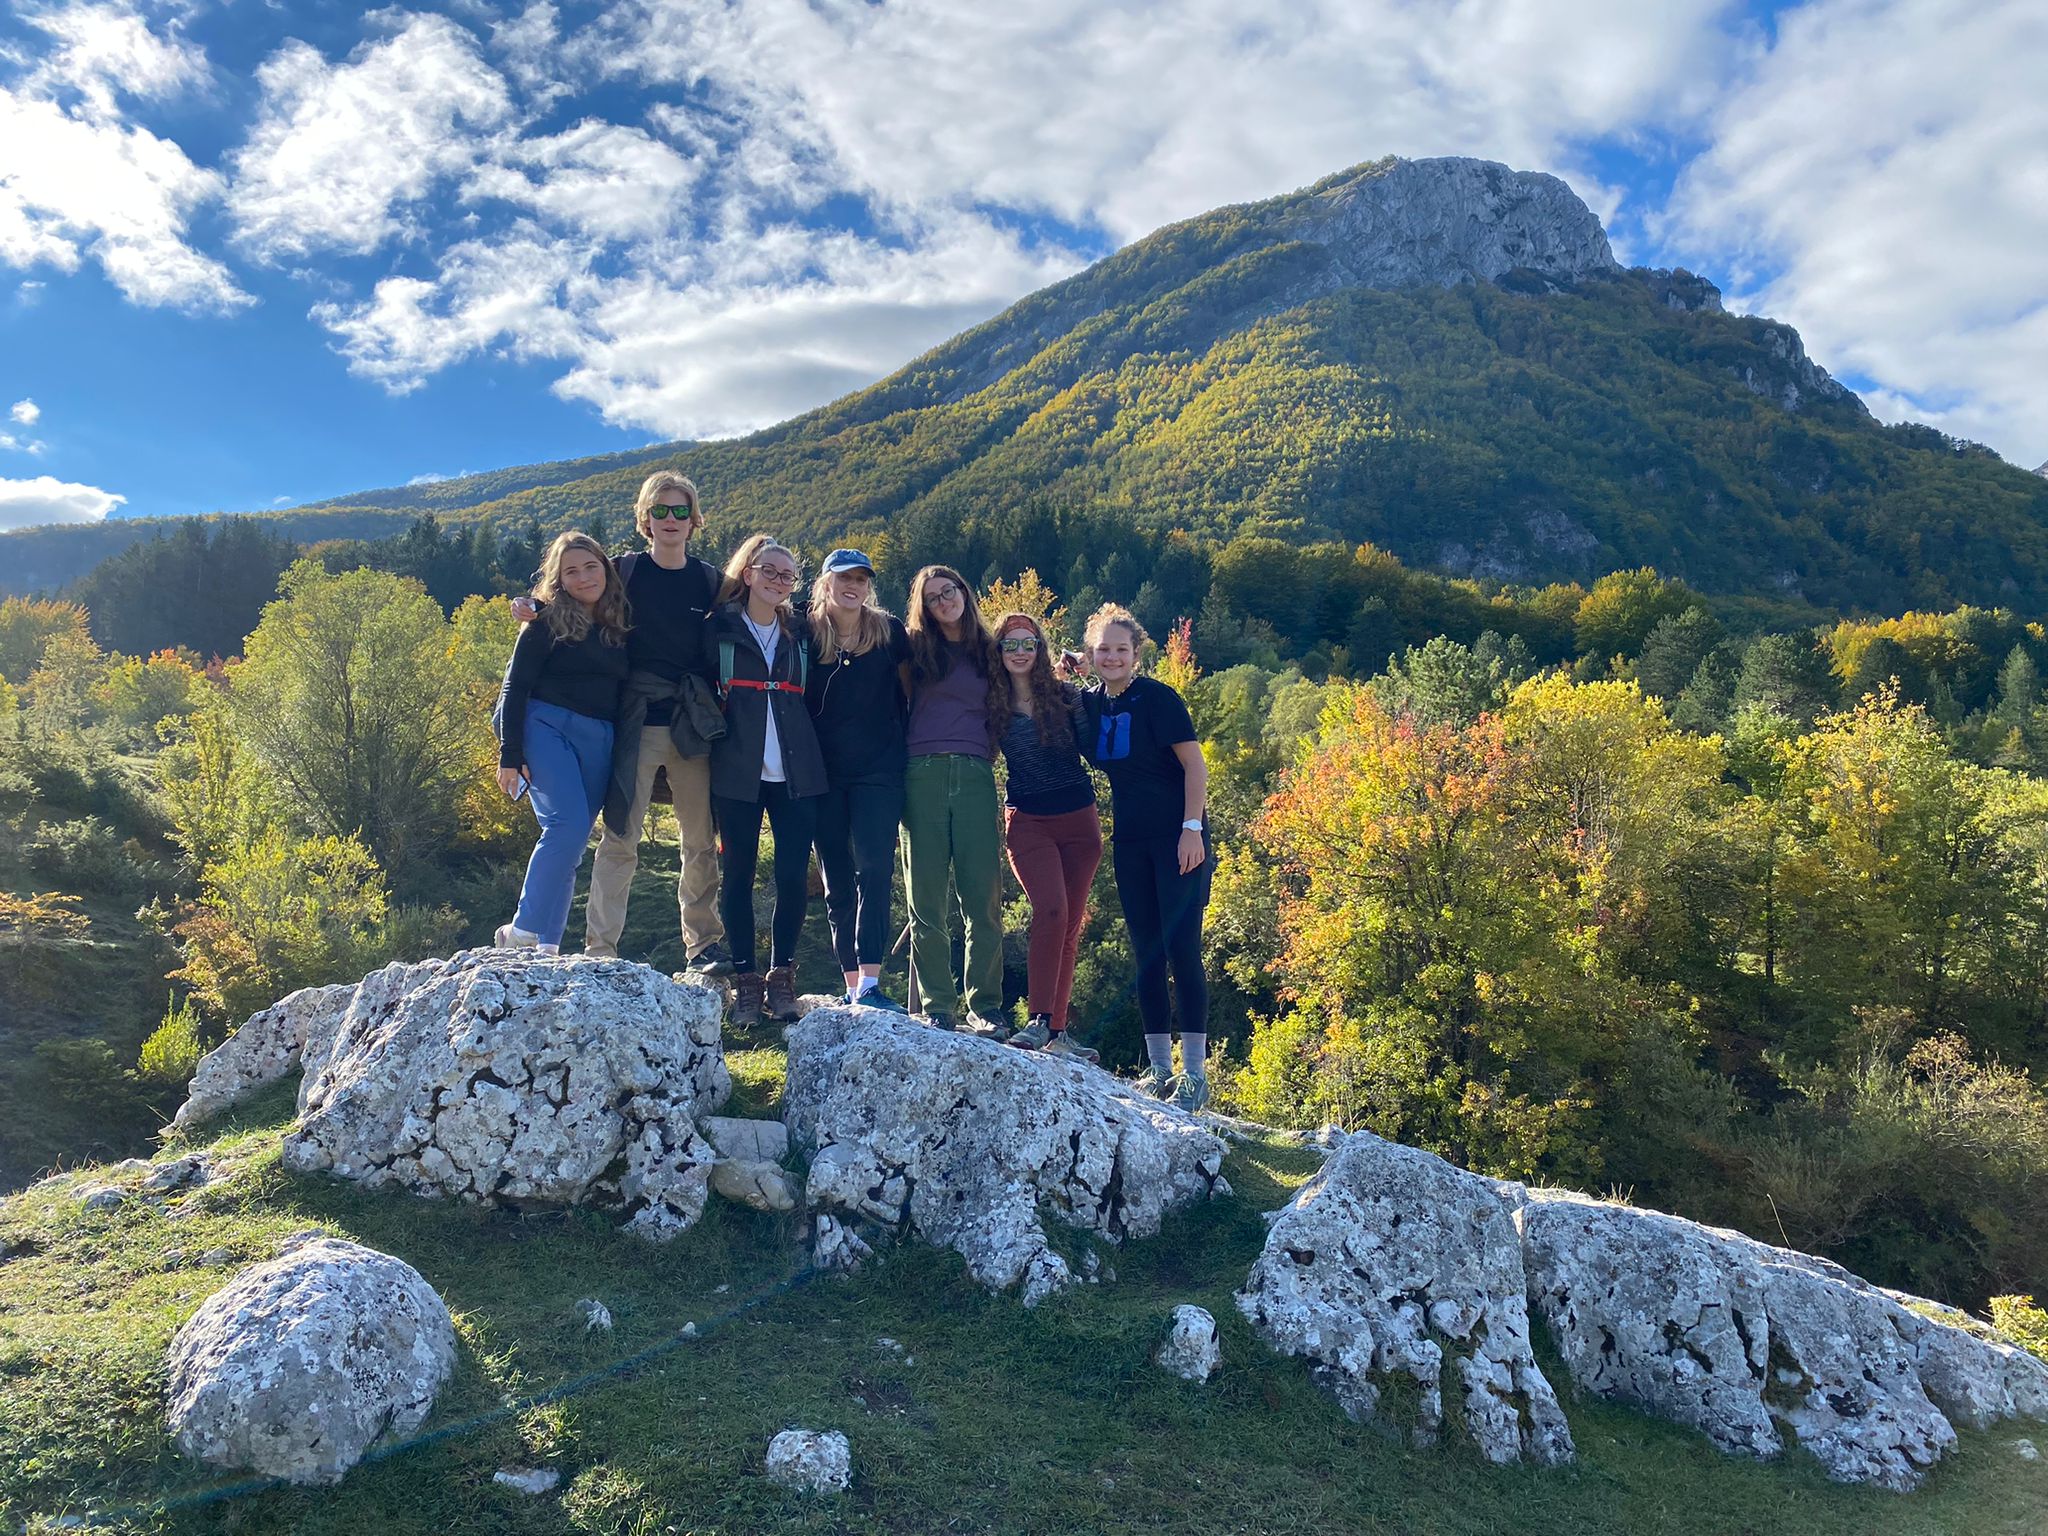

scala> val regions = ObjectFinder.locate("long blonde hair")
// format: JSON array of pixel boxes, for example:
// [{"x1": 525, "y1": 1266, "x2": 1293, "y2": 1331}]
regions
[
  {"x1": 809, "y1": 568, "x2": 893, "y2": 663},
  {"x1": 718, "y1": 533, "x2": 798, "y2": 620},
  {"x1": 535, "y1": 531, "x2": 630, "y2": 645}
]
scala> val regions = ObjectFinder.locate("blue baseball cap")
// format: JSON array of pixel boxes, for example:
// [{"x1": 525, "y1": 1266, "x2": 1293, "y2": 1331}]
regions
[{"x1": 821, "y1": 548, "x2": 874, "y2": 575}]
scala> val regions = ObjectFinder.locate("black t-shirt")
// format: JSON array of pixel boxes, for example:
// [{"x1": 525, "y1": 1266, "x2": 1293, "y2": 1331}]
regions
[
  {"x1": 805, "y1": 616, "x2": 912, "y2": 786},
  {"x1": 1079, "y1": 676, "x2": 1198, "y2": 841},
  {"x1": 621, "y1": 552, "x2": 718, "y2": 726}
]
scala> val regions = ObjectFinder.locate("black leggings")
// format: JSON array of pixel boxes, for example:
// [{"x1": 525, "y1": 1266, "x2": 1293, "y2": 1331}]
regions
[
  {"x1": 714, "y1": 783, "x2": 818, "y2": 972},
  {"x1": 814, "y1": 779, "x2": 904, "y2": 969},
  {"x1": 1112, "y1": 832, "x2": 1211, "y2": 1035}
]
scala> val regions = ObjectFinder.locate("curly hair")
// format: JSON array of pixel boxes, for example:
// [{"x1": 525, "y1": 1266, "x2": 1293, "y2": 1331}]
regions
[
  {"x1": 534, "y1": 531, "x2": 630, "y2": 645},
  {"x1": 1083, "y1": 601, "x2": 1148, "y2": 652}
]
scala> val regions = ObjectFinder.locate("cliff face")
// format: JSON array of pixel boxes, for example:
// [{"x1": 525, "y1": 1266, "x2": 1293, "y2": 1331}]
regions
[{"x1": 1275, "y1": 156, "x2": 1619, "y2": 290}]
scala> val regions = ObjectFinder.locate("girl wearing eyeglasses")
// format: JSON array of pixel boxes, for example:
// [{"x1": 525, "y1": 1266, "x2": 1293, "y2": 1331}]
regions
[
  {"x1": 805, "y1": 548, "x2": 914, "y2": 1012},
  {"x1": 992, "y1": 611, "x2": 1102, "y2": 1058},
  {"x1": 901, "y1": 564, "x2": 1008, "y2": 1034},
  {"x1": 706, "y1": 534, "x2": 828, "y2": 1028},
  {"x1": 493, "y1": 531, "x2": 631, "y2": 953}
]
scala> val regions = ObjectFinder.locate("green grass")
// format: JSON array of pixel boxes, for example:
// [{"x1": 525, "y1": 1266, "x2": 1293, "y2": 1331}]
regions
[{"x1": 4, "y1": 1063, "x2": 2046, "y2": 1536}]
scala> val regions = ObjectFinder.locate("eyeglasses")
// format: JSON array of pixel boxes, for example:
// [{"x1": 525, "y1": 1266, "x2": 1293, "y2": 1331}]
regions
[
  {"x1": 648, "y1": 502, "x2": 695, "y2": 519},
  {"x1": 751, "y1": 564, "x2": 800, "y2": 586},
  {"x1": 928, "y1": 583, "x2": 963, "y2": 603},
  {"x1": 999, "y1": 636, "x2": 1040, "y2": 653}
]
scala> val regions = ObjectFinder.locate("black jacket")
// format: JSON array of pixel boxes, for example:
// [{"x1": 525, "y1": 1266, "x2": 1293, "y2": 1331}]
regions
[
  {"x1": 601, "y1": 669, "x2": 727, "y2": 836},
  {"x1": 706, "y1": 603, "x2": 828, "y2": 801}
]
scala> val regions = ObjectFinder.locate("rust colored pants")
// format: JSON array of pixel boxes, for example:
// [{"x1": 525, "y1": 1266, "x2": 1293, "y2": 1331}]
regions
[{"x1": 1004, "y1": 803, "x2": 1103, "y2": 1030}]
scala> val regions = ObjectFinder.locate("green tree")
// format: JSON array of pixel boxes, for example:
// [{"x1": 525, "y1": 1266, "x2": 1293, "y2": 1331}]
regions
[
  {"x1": 1573, "y1": 569, "x2": 1698, "y2": 664},
  {"x1": 225, "y1": 561, "x2": 472, "y2": 869}
]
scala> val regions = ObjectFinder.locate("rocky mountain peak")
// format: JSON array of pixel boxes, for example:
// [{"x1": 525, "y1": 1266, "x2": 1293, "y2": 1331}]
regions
[{"x1": 1276, "y1": 155, "x2": 1620, "y2": 291}]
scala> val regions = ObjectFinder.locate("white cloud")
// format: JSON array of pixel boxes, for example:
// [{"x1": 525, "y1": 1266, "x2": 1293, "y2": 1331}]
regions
[
  {"x1": 1665, "y1": 0, "x2": 2048, "y2": 465},
  {"x1": 0, "y1": 472, "x2": 123, "y2": 529},
  {"x1": 22, "y1": 0, "x2": 210, "y2": 116},
  {"x1": 0, "y1": 84, "x2": 249, "y2": 309},
  {"x1": 227, "y1": 13, "x2": 514, "y2": 260},
  {"x1": 9, "y1": 399, "x2": 38, "y2": 426},
  {"x1": 463, "y1": 119, "x2": 702, "y2": 242}
]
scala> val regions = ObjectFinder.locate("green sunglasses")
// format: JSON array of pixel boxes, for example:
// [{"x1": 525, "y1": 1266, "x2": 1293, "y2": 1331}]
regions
[{"x1": 647, "y1": 502, "x2": 696, "y2": 519}]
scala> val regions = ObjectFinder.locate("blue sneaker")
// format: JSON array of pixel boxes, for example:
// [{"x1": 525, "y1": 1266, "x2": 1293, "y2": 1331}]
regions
[{"x1": 852, "y1": 984, "x2": 908, "y2": 1014}]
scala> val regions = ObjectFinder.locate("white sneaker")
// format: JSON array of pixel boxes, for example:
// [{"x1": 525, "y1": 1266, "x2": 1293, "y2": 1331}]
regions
[{"x1": 494, "y1": 922, "x2": 538, "y2": 948}]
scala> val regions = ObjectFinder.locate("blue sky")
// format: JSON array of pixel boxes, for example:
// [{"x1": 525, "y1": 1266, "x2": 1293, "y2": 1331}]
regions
[{"x1": 1, "y1": 0, "x2": 2042, "y2": 530}]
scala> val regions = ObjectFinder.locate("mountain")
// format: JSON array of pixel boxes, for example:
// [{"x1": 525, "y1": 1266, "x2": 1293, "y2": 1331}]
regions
[{"x1": 10, "y1": 156, "x2": 2048, "y2": 614}]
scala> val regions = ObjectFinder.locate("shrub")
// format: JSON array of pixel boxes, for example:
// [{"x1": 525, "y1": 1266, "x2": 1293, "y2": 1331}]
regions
[
  {"x1": 1989, "y1": 1295, "x2": 2048, "y2": 1363},
  {"x1": 137, "y1": 993, "x2": 204, "y2": 1086},
  {"x1": 26, "y1": 816, "x2": 143, "y2": 896}
]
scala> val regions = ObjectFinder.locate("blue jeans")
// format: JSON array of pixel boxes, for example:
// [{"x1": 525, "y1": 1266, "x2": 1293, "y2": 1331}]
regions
[{"x1": 513, "y1": 700, "x2": 614, "y2": 946}]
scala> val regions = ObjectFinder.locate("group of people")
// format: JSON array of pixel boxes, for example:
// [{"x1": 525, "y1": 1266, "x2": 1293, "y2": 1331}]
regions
[{"x1": 492, "y1": 472, "x2": 1216, "y2": 1109}]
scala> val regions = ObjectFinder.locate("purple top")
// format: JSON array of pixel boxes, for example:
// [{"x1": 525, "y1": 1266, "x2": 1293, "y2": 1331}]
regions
[{"x1": 906, "y1": 651, "x2": 993, "y2": 759}]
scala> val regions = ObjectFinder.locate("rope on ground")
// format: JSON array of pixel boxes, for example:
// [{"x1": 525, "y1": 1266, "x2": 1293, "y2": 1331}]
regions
[{"x1": 61, "y1": 1261, "x2": 820, "y2": 1532}]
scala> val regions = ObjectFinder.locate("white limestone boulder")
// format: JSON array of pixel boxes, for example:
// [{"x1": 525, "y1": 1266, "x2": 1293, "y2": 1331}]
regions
[
  {"x1": 1237, "y1": 1130, "x2": 1573, "y2": 1466},
  {"x1": 165, "y1": 1237, "x2": 454, "y2": 1485},
  {"x1": 278, "y1": 951, "x2": 731, "y2": 1240},
  {"x1": 1519, "y1": 1189, "x2": 2048, "y2": 1491},
  {"x1": 1157, "y1": 1304, "x2": 1222, "y2": 1382},
  {"x1": 174, "y1": 981, "x2": 359, "y2": 1127},
  {"x1": 784, "y1": 1007, "x2": 1229, "y2": 1305},
  {"x1": 766, "y1": 1428, "x2": 851, "y2": 1494}
]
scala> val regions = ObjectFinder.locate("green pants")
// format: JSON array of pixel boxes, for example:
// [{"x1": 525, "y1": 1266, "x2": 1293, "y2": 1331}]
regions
[{"x1": 901, "y1": 753, "x2": 1005, "y2": 1018}]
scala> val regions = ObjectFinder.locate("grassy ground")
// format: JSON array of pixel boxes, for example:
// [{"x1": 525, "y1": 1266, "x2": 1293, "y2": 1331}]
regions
[{"x1": 3, "y1": 1051, "x2": 2045, "y2": 1536}]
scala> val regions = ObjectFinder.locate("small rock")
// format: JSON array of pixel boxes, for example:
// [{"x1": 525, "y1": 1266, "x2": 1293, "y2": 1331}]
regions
[
  {"x1": 702, "y1": 1117, "x2": 789, "y2": 1164},
  {"x1": 162, "y1": 1248, "x2": 187, "y2": 1267},
  {"x1": 493, "y1": 1466, "x2": 561, "y2": 1494},
  {"x1": 79, "y1": 1185, "x2": 125, "y2": 1212},
  {"x1": 143, "y1": 1154, "x2": 212, "y2": 1194},
  {"x1": 875, "y1": 1337, "x2": 903, "y2": 1355},
  {"x1": 576, "y1": 1299, "x2": 613, "y2": 1333},
  {"x1": 198, "y1": 1248, "x2": 235, "y2": 1267},
  {"x1": 814, "y1": 1214, "x2": 874, "y2": 1272},
  {"x1": 680, "y1": 1321, "x2": 698, "y2": 1338},
  {"x1": 710, "y1": 1158, "x2": 798, "y2": 1212},
  {"x1": 109, "y1": 1158, "x2": 152, "y2": 1176},
  {"x1": 1156, "y1": 1305, "x2": 1222, "y2": 1382},
  {"x1": 2015, "y1": 1438, "x2": 2040, "y2": 1461},
  {"x1": 765, "y1": 1428, "x2": 851, "y2": 1494},
  {"x1": 712, "y1": 1283, "x2": 729, "y2": 1295}
]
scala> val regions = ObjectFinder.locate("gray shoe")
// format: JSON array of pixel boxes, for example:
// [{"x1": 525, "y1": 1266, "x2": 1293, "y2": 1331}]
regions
[
  {"x1": 1042, "y1": 1033, "x2": 1100, "y2": 1064},
  {"x1": 964, "y1": 1012, "x2": 1012, "y2": 1042},
  {"x1": 922, "y1": 1011, "x2": 956, "y2": 1032},
  {"x1": 1008, "y1": 1019, "x2": 1052, "y2": 1050},
  {"x1": 688, "y1": 941, "x2": 736, "y2": 976},
  {"x1": 1171, "y1": 1070, "x2": 1211, "y2": 1113},
  {"x1": 1135, "y1": 1064, "x2": 1172, "y2": 1098}
]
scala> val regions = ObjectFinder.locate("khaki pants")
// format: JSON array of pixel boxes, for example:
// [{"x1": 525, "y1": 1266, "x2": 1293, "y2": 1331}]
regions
[{"x1": 584, "y1": 727, "x2": 723, "y2": 959}]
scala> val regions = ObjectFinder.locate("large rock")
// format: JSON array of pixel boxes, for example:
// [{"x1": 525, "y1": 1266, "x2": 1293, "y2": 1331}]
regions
[
  {"x1": 1237, "y1": 1131, "x2": 1573, "y2": 1466},
  {"x1": 1520, "y1": 1189, "x2": 2048, "y2": 1491},
  {"x1": 174, "y1": 981, "x2": 359, "y2": 1127},
  {"x1": 278, "y1": 951, "x2": 731, "y2": 1240},
  {"x1": 784, "y1": 1007, "x2": 1229, "y2": 1305},
  {"x1": 166, "y1": 1236, "x2": 454, "y2": 1485}
]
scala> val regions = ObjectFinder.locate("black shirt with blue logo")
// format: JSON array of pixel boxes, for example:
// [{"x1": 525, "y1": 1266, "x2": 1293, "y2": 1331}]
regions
[{"x1": 1078, "y1": 676, "x2": 1198, "y2": 842}]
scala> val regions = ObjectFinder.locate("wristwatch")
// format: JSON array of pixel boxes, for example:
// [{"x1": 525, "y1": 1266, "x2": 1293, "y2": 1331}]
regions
[{"x1": 1181, "y1": 818, "x2": 1204, "y2": 831}]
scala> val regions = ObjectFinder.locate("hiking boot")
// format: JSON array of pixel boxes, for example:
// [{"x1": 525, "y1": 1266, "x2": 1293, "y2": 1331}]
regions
[
  {"x1": 1008, "y1": 1018, "x2": 1053, "y2": 1050},
  {"x1": 494, "y1": 922, "x2": 538, "y2": 949},
  {"x1": 731, "y1": 971, "x2": 765, "y2": 1028},
  {"x1": 764, "y1": 964, "x2": 800, "y2": 1022},
  {"x1": 1171, "y1": 1070, "x2": 1211, "y2": 1113},
  {"x1": 1135, "y1": 1063, "x2": 1172, "y2": 1098},
  {"x1": 688, "y1": 941, "x2": 736, "y2": 976},
  {"x1": 1042, "y1": 1032, "x2": 1100, "y2": 1064},
  {"x1": 922, "y1": 1011, "x2": 957, "y2": 1032},
  {"x1": 851, "y1": 983, "x2": 908, "y2": 1014}
]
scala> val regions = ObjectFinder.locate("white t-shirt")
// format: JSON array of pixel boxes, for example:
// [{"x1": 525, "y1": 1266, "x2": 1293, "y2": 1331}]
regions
[{"x1": 743, "y1": 611, "x2": 786, "y2": 783}]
